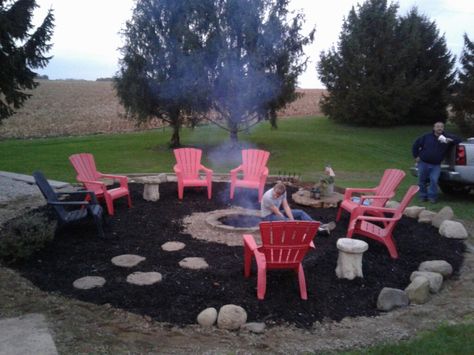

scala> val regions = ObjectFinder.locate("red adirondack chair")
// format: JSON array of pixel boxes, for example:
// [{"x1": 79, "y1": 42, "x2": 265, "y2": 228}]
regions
[
  {"x1": 346, "y1": 185, "x2": 419, "y2": 259},
  {"x1": 230, "y1": 149, "x2": 270, "y2": 202},
  {"x1": 243, "y1": 220, "x2": 320, "y2": 300},
  {"x1": 173, "y1": 148, "x2": 213, "y2": 199},
  {"x1": 69, "y1": 153, "x2": 132, "y2": 215},
  {"x1": 336, "y1": 169, "x2": 406, "y2": 221}
]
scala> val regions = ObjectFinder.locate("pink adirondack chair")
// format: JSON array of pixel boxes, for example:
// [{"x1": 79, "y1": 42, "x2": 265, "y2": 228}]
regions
[
  {"x1": 230, "y1": 149, "x2": 270, "y2": 202},
  {"x1": 346, "y1": 185, "x2": 419, "y2": 259},
  {"x1": 336, "y1": 169, "x2": 406, "y2": 221},
  {"x1": 173, "y1": 148, "x2": 213, "y2": 200},
  {"x1": 243, "y1": 220, "x2": 320, "y2": 300},
  {"x1": 69, "y1": 153, "x2": 132, "y2": 216}
]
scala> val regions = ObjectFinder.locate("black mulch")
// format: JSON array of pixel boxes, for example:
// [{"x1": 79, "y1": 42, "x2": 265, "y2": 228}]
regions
[{"x1": 12, "y1": 182, "x2": 466, "y2": 328}]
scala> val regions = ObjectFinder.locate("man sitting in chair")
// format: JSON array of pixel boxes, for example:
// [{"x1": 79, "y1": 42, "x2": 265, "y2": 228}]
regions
[{"x1": 261, "y1": 182, "x2": 336, "y2": 235}]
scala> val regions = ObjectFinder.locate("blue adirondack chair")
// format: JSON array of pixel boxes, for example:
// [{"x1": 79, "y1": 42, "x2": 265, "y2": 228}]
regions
[{"x1": 33, "y1": 171, "x2": 104, "y2": 237}]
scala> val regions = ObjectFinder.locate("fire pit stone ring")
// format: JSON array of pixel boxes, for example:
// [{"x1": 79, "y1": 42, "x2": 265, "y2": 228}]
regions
[{"x1": 205, "y1": 207, "x2": 261, "y2": 232}]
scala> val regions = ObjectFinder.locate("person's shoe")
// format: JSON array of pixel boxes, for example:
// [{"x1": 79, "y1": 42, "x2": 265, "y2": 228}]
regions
[
  {"x1": 318, "y1": 227, "x2": 330, "y2": 237},
  {"x1": 428, "y1": 198, "x2": 437, "y2": 203},
  {"x1": 322, "y1": 221, "x2": 336, "y2": 231},
  {"x1": 318, "y1": 221, "x2": 336, "y2": 236}
]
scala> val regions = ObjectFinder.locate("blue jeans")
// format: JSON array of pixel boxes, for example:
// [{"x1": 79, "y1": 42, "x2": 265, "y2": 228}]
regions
[
  {"x1": 262, "y1": 209, "x2": 313, "y2": 222},
  {"x1": 418, "y1": 160, "x2": 441, "y2": 200}
]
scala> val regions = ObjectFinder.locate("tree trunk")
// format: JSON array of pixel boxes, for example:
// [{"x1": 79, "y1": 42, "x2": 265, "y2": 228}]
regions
[
  {"x1": 169, "y1": 109, "x2": 181, "y2": 148},
  {"x1": 229, "y1": 121, "x2": 239, "y2": 146},
  {"x1": 230, "y1": 129, "x2": 238, "y2": 145},
  {"x1": 170, "y1": 125, "x2": 181, "y2": 148}
]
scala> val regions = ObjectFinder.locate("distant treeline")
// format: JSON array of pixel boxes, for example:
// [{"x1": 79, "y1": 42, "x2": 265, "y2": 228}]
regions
[{"x1": 34, "y1": 75, "x2": 114, "y2": 82}]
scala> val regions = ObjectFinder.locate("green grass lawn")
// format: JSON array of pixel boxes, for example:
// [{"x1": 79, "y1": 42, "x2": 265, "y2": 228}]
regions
[
  {"x1": 1, "y1": 116, "x2": 472, "y2": 218},
  {"x1": 342, "y1": 321, "x2": 474, "y2": 355}
]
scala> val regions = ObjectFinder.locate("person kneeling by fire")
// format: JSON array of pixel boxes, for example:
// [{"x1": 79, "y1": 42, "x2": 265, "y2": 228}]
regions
[{"x1": 261, "y1": 182, "x2": 336, "y2": 236}]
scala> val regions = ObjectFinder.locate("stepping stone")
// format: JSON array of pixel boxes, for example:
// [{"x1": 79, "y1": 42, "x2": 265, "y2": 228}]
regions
[
  {"x1": 179, "y1": 257, "x2": 209, "y2": 270},
  {"x1": 111, "y1": 254, "x2": 146, "y2": 267},
  {"x1": 126, "y1": 272, "x2": 162, "y2": 285},
  {"x1": 73, "y1": 276, "x2": 106, "y2": 290},
  {"x1": 161, "y1": 241, "x2": 186, "y2": 252}
]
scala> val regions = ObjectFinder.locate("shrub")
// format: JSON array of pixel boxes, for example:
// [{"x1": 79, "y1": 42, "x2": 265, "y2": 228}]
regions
[
  {"x1": 452, "y1": 34, "x2": 474, "y2": 136},
  {"x1": 0, "y1": 212, "x2": 56, "y2": 265}
]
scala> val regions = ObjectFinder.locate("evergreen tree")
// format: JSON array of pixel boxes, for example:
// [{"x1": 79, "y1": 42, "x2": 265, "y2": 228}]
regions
[
  {"x1": 318, "y1": 0, "x2": 401, "y2": 126},
  {"x1": 114, "y1": 0, "x2": 215, "y2": 147},
  {"x1": 397, "y1": 9, "x2": 455, "y2": 124},
  {"x1": 317, "y1": 0, "x2": 455, "y2": 126},
  {"x1": 452, "y1": 34, "x2": 474, "y2": 136},
  {"x1": 0, "y1": 0, "x2": 54, "y2": 122},
  {"x1": 209, "y1": 0, "x2": 313, "y2": 143}
]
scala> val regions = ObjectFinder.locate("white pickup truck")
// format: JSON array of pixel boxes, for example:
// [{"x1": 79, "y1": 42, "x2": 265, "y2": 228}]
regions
[{"x1": 410, "y1": 137, "x2": 474, "y2": 194}]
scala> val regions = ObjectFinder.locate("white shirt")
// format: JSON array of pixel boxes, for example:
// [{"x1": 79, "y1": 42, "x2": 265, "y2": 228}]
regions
[{"x1": 261, "y1": 188, "x2": 286, "y2": 218}]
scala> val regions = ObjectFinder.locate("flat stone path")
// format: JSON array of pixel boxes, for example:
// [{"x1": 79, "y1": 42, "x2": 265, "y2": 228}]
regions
[
  {"x1": 111, "y1": 254, "x2": 146, "y2": 267},
  {"x1": 161, "y1": 241, "x2": 186, "y2": 251},
  {"x1": 179, "y1": 257, "x2": 209, "y2": 270},
  {"x1": 127, "y1": 272, "x2": 162, "y2": 285},
  {"x1": 0, "y1": 171, "x2": 72, "y2": 225},
  {"x1": 0, "y1": 313, "x2": 58, "y2": 355},
  {"x1": 0, "y1": 171, "x2": 70, "y2": 189},
  {"x1": 73, "y1": 276, "x2": 106, "y2": 290}
]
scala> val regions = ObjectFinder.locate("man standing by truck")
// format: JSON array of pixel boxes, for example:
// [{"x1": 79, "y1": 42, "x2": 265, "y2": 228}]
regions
[{"x1": 412, "y1": 121, "x2": 461, "y2": 202}]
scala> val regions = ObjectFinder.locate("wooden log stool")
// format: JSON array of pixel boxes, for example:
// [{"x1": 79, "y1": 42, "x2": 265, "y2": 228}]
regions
[{"x1": 335, "y1": 238, "x2": 368, "y2": 280}]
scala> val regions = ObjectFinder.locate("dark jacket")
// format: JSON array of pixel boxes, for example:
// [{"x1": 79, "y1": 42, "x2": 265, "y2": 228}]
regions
[{"x1": 412, "y1": 131, "x2": 462, "y2": 165}]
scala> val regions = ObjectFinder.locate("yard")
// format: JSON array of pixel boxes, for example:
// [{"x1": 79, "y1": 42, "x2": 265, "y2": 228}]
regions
[{"x1": 0, "y1": 91, "x2": 473, "y2": 353}]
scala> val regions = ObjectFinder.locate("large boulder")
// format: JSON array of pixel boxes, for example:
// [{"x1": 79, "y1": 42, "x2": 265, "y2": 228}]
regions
[
  {"x1": 410, "y1": 271, "x2": 443, "y2": 293},
  {"x1": 418, "y1": 260, "x2": 453, "y2": 279},
  {"x1": 376, "y1": 287, "x2": 409, "y2": 311},
  {"x1": 197, "y1": 307, "x2": 218, "y2": 327},
  {"x1": 439, "y1": 220, "x2": 469, "y2": 239},
  {"x1": 405, "y1": 276, "x2": 430, "y2": 304},
  {"x1": 385, "y1": 200, "x2": 400, "y2": 209},
  {"x1": 432, "y1": 206, "x2": 454, "y2": 228},
  {"x1": 217, "y1": 305, "x2": 247, "y2": 330},
  {"x1": 404, "y1": 206, "x2": 426, "y2": 219},
  {"x1": 418, "y1": 210, "x2": 436, "y2": 224}
]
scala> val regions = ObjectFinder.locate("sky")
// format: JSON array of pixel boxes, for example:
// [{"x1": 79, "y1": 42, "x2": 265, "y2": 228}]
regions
[{"x1": 33, "y1": 0, "x2": 474, "y2": 88}]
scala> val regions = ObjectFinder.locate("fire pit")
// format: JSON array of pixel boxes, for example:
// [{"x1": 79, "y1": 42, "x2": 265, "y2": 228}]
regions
[
  {"x1": 205, "y1": 207, "x2": 261, "y2": 232},
  {"x1": 218, "y1": 214, "x2": 262, "y2": 229}
]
